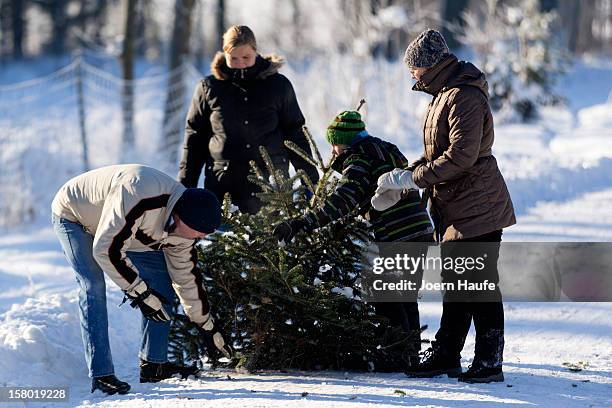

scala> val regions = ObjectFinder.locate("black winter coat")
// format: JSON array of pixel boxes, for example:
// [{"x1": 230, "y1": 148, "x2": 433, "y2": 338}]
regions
[{"x1": 178, "y1": 52, "x2": 319, "y2": 207}]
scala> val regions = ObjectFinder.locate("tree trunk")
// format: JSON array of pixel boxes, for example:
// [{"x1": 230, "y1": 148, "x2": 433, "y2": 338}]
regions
[
  {"x1": 539, "y1": 0, "x2": 558, "y2": 12},
  {"x1": 10, "y1": 0, "x2": 24, "y2": 59},
  {"x1": 121, "y1": 0, "x2": 137, "y2": 153},
  {"x1": 440, "y1": 0, "x2": 469, "y2": 50},
  {"x1": 49, "y1": 0, "x2": 68, "y2": 55},
  {"x1": 93, "y1": 0, "x2": 109, "y2": 46},
  {"x1": 216, "y1": 0, "x2": 225, "y2": 50},
  {"x1": 291, "y1": 0, "x2": 301, "y2": 57},
  {"x1": 134, "y1": 0, "x2": 148, "y2": 56},
  {"x1": 561, "y1": 0, "x2": 581, "y2": 54},
  {"x1": 140, "y1": 1, "x2": 163, "y2": 60},
  {"x1": 162, "y1": 0, "x2": 196, "y2": 164},
  {"x1": 576, "y1": 0, "x2": 596, "y2": 55}
]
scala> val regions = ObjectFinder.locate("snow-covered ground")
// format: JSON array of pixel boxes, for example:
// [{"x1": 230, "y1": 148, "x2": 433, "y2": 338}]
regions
[
  {"x1": 1, "y1": 56, "x2": 611, "y2": 406},
  {"x1": 1, "y1": 183, "x2": 611, "y2": 407},
  {"x1": 1, "y1": 218, "x2": 611, "y2": 407}
]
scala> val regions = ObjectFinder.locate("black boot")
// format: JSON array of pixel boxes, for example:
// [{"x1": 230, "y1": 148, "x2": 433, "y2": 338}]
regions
[
  {"x1": 91, "y1": 375, "x2": 130, "y2": 395},
  {"x1": 458, "y1": 362, "x2": 504, "y2": 383},
  {"x1": 140, "y1": 359, "x2": 200, "y2": 383},
  {"x1": 405, "y1": 343, "x2": 462, "y2": 378},
  {"x1": 407, "y1": 355, "x2": 421, "y2": 369}
]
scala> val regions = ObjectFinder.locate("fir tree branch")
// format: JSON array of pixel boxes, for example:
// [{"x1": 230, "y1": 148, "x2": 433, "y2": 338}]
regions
[
  {"x1": 284, "y1": 140, "x2": 319, "y2": 169},
  {"x1": 301, "y1": 125, "x2": 326, "y2": 170}
]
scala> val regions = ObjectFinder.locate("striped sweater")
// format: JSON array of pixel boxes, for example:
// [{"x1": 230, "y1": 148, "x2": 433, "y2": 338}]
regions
[{"x1": 303, "y1": 135, "x2": 433, "y2": 242}]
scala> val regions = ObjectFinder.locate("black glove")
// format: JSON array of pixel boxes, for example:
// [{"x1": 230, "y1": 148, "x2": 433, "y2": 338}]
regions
[
  {"x1": 199, "y1": 317, "x2": 234, "y2": 359},
  {"x1": 123, "y1": 280, "x2": 171, "y2": 322},
  {"x1": 273, "y1": 218, "x2": 309, "y2": 245}
]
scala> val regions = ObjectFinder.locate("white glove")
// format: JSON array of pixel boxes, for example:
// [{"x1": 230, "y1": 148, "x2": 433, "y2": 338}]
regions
[
  {"x1": 371, "y1": 189, "x2": 403, "y2": 211},
  {"x1": 376, "y1": 169, "x2": 419, "y2": 191},
  {"x1": 124, "y1": 280, "x2": 171, "y2": 322}
]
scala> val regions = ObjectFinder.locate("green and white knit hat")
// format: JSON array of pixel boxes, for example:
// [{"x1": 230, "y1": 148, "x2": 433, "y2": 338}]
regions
[{"x1": 326, "y1": 110, "x2": 366, "y2": 145}]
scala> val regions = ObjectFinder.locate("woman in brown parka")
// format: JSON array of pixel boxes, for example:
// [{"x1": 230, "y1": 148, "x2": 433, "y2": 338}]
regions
[{"x1": 371, "y1": 29, "x2": 516, "y2": 383}]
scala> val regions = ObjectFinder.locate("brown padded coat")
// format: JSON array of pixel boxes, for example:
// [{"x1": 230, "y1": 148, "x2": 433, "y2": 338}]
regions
[{"x1": 408, "y1": 54, "x2": 516, "y2": 241}]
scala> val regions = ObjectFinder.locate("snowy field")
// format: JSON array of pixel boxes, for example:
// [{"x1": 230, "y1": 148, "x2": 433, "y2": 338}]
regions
[
  {"x1": 0, "y1": 221, "x2": 611, "y2": 407},
  {"x1": 0, "y1": 56, "x2": 611, "y2": 406}
]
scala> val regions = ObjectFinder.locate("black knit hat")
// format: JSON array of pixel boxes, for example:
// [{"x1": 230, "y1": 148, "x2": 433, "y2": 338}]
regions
[
  {"x1": 173, "y1": 188, "x2": 221, "y2": 234},
  {"x1": 403, "y1": 29, "x2": 449, "y2": 68}
]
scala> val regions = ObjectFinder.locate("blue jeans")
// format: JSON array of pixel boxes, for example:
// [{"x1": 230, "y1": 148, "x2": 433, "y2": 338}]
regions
[{"x1": 52, "y1": 215, "x2": 177, "y2": 378}]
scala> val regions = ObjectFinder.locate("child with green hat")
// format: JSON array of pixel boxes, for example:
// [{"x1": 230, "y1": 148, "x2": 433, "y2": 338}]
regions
[{"x1": 273, "y1": 110, "x2": 434, "y2": 368}]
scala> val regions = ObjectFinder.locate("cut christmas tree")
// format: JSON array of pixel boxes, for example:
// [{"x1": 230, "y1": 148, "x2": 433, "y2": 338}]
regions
[{"x1": 169, "y1": 126, "x2": 421, "y2": 372}]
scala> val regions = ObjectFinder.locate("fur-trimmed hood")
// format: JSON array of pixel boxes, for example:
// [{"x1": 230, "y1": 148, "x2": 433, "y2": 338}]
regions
[{"x1": 210, "y1": 52, "x2": 285, "y2": 81}]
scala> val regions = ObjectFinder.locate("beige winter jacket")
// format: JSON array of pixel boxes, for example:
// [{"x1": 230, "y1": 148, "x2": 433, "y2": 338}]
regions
[{"x1": 52, "y1": 164, "x2": 212, "y2": 325}]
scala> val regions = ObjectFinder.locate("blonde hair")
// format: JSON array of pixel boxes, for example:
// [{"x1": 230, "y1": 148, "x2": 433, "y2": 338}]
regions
[{"x1": 222, "y1": 25, "x2": 257, "y2": 53}]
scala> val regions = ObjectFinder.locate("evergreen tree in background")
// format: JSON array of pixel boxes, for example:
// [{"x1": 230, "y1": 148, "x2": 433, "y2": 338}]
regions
[
  {"x1": 459, "y1": 0, "x2": 569, "y2": 122},
  {"x1": 169, "y1": 127, "x2": 420, "y2": 372}
]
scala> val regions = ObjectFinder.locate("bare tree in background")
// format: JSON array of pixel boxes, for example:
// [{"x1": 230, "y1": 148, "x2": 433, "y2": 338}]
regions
[
  {"x1": 27, "y1": 0, "x2": 108, "y2": 55},
  {"x1": 369, "y1": 0, "x2": 409, "y2": 60},
  {"x1": 120, "y1": 0, "x2": 138, "y2": 152},
  {"x1": 338, "y1": 0, "x2": 442, "y2": 59},
  {"x1": 291, "y1": 0, "x2": 301, "y2": 56},
  {"x1": 342, "y1": 0, "x2": 365, "y2": 54},
  {"x1": 0, "y1": 3, "x2": 8, "y2": 58},
  {"x1": 9, "y1": 0, "x2": 25, "y2": 59},
  {"x1": 140, "y1": 1, "x2": 163, "y2": 60},
  {"x1": 193, "y1": 1, "x2": 206, "y2": 68},
  {"x1": 575, "y1": 1, "x2": 596, "y2": 54},
  {"x1": 216, "y1": 0, "x2": 225, "y2": 50},
  {"x1": 555, "y1": 0, "x2": 612, "y2": 56},
  {"x1": 47, "y1": 0, "x2": 69, "y2": 54},
  {"x1": 5, "y1": 0, "x2": 610, "y2": 61},
  {"x1": 162, "y1": 0, "x2": 196, "y2": 163},
  {"x1": 595, "y1": 0, "x2": 612, "y2": 54},
  {"x1": 539, "y1": 0, "x2": 558, "y2": 12},
  {"x1": 440, "y1": 0, "x2": 468, "y2": 49}
]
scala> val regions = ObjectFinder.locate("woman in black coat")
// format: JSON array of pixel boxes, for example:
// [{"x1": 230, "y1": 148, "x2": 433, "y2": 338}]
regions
[{"x1": 178, "y1": 25, "x2": 319, "y2": 214}]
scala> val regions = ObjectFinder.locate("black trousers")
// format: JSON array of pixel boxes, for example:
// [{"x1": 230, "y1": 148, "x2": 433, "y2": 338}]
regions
[
  {"x1": 372, "y1": 233, "x2": 435, "y2": 362},
  {"x1": 204, "y1": 161, "x2": 263, "y2": 215},
  {"x1": 435, "y1": 229, "x2": 505, "y2": 367},
  {"x1": 204, "y1": 158, "x2": 293, "y2": 215}
]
